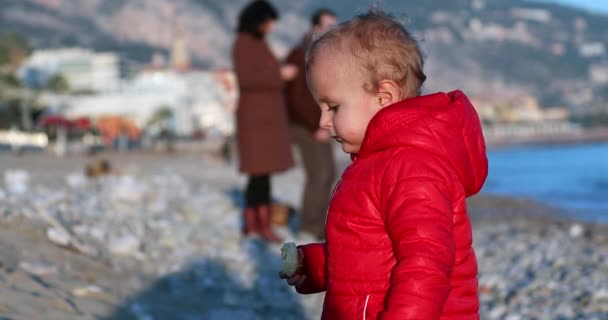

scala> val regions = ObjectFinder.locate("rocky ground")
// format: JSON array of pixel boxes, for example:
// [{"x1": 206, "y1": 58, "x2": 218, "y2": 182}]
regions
[{"x1": 0, "y1": 151, "x2": 606, "y2": 320}]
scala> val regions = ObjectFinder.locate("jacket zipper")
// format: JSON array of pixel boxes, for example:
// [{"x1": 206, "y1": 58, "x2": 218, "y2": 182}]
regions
[{"x1": 362, "y1": 294, "x2": 370, "y2": 320}]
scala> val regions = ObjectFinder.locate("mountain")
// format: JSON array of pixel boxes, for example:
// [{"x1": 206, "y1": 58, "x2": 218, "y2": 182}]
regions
[{"x1": 2, "y1": 0, "x2": 608, "y2": 111}]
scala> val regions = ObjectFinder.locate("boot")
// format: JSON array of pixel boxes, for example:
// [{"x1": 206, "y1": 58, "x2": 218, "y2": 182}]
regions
[
  {"x1": 257, "y1": 205, "x2": 282, "y2": 243},
  {"x1": 242, "y1": 207, "x2": 260, "y2": 236}
]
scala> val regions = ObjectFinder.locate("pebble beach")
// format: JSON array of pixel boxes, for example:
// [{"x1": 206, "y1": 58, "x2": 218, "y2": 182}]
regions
[{"x1": 0, "y1": 152, "x2": 606, "y2": 319}]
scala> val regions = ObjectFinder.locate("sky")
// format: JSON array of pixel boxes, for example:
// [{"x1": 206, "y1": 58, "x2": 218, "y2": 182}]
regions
[{"x1": 534, "y1": 0, "x2": 608, "y2": 14}]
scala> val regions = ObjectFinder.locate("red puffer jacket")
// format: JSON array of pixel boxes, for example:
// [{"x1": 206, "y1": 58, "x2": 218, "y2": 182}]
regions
[{"x1": 297, "y1": 91, "x2": 488, "y2": 320}]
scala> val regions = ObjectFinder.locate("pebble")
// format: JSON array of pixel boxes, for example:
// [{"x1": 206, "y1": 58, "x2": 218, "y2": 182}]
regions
[
  {"x1": 71, "y1": 285, "x2": 105, "y2": 299},
  {"x1": 0, "y1": 242, "x2": 19, "y2": 271},
  {"x1": 476, "y1": 218, "x2": 608, "y2": 318},
  {"x1": 19, "y1": 260, "x2": 57, "y2": 276},
  {"x1": 4, "y1": 169, "x2": 29, "y2": 195},
  {"x1": 46, "y1": 227, "x2": 71, "y2": 247},
  {"x1": 109, "y1": 235, "x2": 141, "y2": 256},
  {"x1": 570, "y1": 223, "x2": 584, "y2": 238}
]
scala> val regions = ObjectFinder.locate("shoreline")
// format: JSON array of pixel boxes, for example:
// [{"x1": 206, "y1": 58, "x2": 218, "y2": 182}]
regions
[
  {"x1": 468, "y1": 194, "x2": 608, "y2": 246},
  {"x1": 469, "y1": 193, "x2": 602, "y2": 224},
  {"x1": 485, "y1": 127, "x2": 608, "y2": 149}
]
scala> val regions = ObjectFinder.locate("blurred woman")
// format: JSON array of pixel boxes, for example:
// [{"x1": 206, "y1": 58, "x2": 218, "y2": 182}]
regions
[{"x1": 233, "y1": 1, "x2": 297, "y2": 242}]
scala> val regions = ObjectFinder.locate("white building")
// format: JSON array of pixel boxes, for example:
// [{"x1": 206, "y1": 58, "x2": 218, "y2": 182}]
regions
[
  {"x1": 511, "y1": 8, "x2": 552, "y2": 23},
  {"x1": 579, "y1": 42, "x2": 606, "y2": 58},
  {"x1": 589, "y1": 64, "x2": 608, "y2": 85},
  {"x1": 63, "y1": 69, "x2": 236, "y2": 137},
  {"x1": 19, "y1": 48, "x2": 120, "y2": 93}
]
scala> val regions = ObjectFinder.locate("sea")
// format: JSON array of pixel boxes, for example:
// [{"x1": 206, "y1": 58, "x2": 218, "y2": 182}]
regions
[{"x1": 483, "y1": 142, "x2": 608, "y2": 222}]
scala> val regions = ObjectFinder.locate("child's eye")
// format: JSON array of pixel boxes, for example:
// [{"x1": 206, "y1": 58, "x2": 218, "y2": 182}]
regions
[{"x1": 327, "y1": 104, "x2": 339, "y2": 111}]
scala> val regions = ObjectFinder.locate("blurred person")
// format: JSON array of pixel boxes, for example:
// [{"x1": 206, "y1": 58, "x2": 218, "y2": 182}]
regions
[
  {"x1": 233, "y1": 0, "x2": 297, "y2": 243},
  {"x1": 280, "y1": 10, "x2": 488, "y2": 319},
  {"x1": 285, "y1": 8, "x2": 338, "y2": 240}
]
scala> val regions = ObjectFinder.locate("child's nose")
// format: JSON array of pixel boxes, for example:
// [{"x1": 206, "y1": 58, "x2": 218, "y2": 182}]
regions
[{"x1": 319, "y1": 111, "x2": 332, "y2": 130}]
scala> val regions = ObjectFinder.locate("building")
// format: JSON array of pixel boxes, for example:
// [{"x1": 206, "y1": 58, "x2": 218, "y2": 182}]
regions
[
  {"x1": 471, "y1": 94, "x2": 580, "y2": 144},
  {"x1": 18, "y1": 48, "x2": 120, "y2": 93},
  {"x1": 63, "y1": 69, "x2": 236, "y2": 137},
  {"x1": 35, "y1": 27, "x2": 235, "y2": 140}
]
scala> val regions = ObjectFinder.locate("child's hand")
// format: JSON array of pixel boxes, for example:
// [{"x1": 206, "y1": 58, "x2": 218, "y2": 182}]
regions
[
  {"x1": 279, "y1": 271, "x2": 307, "y2": 287},
  {"x1": 279, "y1": 247, "x2": 306, "y2": 287}
]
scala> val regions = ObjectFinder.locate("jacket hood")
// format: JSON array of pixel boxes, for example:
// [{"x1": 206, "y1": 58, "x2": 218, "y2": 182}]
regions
[{"x1": 356, "y1": 90, "x2": 488, "y2": 196}]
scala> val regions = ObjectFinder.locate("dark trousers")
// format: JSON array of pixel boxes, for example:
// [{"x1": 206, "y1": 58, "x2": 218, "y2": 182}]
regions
[
  {"x1": 245, "y1": 175, "x2": 271, "y2": 207},
  {"x1": 291, "y1": 125, "x2": 336, "y2": 238}
]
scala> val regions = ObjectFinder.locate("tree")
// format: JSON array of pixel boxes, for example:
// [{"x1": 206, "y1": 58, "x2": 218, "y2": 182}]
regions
[
  {"x1": 146, "y1": 106, "x2": 174, "y2": 128},
  {"x1": 0, "y1": 33, "x2": 34, "y2": 130},
  {"x1": 0, "y1": 33, "x2": 30, "y2": 68},
  {"x1": 146, "y1": 106, "x2": 176, "y2": 152},
  {"x1": 47, "y1": 74, "x2": 69, "y2": 93}
]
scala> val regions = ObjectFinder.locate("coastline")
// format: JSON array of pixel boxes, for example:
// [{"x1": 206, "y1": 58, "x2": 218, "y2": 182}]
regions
[
  {"x1": 485, "y1": 127, "x2": 608, "y2": 149},
  {"x1": 469, "y1": 193, "x2": 608, "y2": 243},
  {"x1": 470, "y1": 193, "x2": 588, "y2": 222}
]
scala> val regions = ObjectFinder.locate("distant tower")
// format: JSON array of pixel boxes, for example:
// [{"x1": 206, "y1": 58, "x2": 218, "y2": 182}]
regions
[{"x1": 171, "y1": 27, "x2": 191, "y2": 72}]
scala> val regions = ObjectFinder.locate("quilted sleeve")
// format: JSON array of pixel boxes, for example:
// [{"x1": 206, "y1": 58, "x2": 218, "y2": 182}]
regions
[
  {"x1": 380, "y1": 175, "x2": 455, "y2": 320},
  {"x1": 295, "y1": 242, "x2": 327, "y2": 294}
]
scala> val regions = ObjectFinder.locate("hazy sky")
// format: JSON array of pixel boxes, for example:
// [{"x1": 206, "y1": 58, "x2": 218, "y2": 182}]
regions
[{"x1": 536, "y1": 0, "x2": 608, "y2": 14}]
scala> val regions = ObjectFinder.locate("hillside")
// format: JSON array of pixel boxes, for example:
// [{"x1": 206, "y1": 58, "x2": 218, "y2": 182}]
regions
[{"x1": 1, "y1": 0, "x2": 608, "y2": 110}]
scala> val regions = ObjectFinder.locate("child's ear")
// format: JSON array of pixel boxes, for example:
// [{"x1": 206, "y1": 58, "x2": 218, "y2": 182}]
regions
[{"x1": 376, "y1": 80, "x2": 401, "y2": 107}]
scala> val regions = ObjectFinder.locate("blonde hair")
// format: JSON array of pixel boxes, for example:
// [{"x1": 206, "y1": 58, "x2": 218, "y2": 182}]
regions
[{"x1": 306, "y1": 10, "x2": 426, "y2": 99}]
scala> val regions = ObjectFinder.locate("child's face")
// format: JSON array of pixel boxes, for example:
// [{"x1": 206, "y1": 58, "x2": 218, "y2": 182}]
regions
[{"x1": 308, "y1": 52, "x2": 382, "y2": 154}]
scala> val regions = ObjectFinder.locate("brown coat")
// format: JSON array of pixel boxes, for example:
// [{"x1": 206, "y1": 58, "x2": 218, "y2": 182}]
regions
[
  {"x1": 284, "y1": 35, "x2": 321, "y2": 132},
  {"x1": 233, "y1": 33, "x2": 294, "y2": 175}
]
